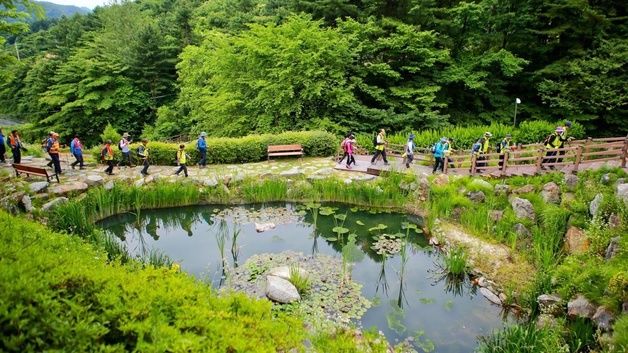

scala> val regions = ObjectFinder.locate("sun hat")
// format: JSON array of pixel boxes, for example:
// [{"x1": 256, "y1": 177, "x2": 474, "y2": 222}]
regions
[
  {"x1": 122, "y1": 132, "x2": 130, "y2": 138},
  {"x1": 200, "y1": 132, "x2": 207, "y2": 137},
  {"x1": 440, "y1": 137, "x2": 448, "y2": 142},
  {"x1": 484, "y1": 132, "x2": 493, "y2": 137},
  {"x1": 556, "y1": 127, "x2": 565, "y2": 133}
]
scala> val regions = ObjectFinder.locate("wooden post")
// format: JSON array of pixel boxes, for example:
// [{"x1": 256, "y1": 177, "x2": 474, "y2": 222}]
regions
[
  {"x1": 470, "y1": 154, "x2": 477, "y2": 175},
  {"x1": 501, "y1": 152, "x2": 509, "y2": 176},
  {"x1": 621, "y1": 136, "x2": 628, "y2": 168},
  {"x1": 583, "y1": 137, "x2": 593, "y2": 162},
  {"x1": 535, "y1": 148, "x2": 544, "y2": 174},
  {"x1": 573, "y1": 145, "x2": 583, "y2": 172},
  {"x1": 444, "y1": 155, "x2": 449, "y2": 174}
]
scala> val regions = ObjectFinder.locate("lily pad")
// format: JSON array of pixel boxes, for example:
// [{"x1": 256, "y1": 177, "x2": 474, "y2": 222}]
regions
[
  {"x1": 401, "y1": 222, "x2": 418, "y2": 230},
  {"x1": 350, "y1": 207, "x2": 358, "y2": 212},
  {"x1": 319, "y1": 207, "x2": 335, "y2": 216},
  {"x1": 356, "y1": 220, "x2": 365, "y2": 226},
  {"x1": 368, "y1": 224, "x2": 388, "y2": 232},
  {"x1": 326, "y1": 237, "x2": 338, "y2": 241},
  {"x1": 332, "y1": 226, "x2": 349, "y2": 234},
  {"x1": 334, "y1": 214, "x2": 347, "y2": 221},
  {"x1": 305, "y1": 202, "x2": 321, "y2": 209}
]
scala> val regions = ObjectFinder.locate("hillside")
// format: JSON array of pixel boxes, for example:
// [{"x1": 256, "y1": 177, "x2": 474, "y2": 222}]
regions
[{"x1": 21, "y1": 1, "x2": 90, "y2": 20}]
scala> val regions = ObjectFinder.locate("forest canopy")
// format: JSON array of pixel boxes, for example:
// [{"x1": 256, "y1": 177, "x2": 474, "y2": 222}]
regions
[{"x1": 1, "y1": 0, "x2": 626, "y2": 145}]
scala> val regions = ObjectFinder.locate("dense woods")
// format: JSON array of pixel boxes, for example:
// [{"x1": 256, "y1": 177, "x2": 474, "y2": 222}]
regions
[{"x1": 1, "y1": 0, "x2": 626, "y2": 145}]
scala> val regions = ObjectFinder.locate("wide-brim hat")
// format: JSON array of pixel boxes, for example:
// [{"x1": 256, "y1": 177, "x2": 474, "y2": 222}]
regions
[
  {"x1": 484, "y1": 132, "x2": 493, "y2": 137},
  {"x1": 200, "y1": 132, "x2": 207, "y2": 137},
  {"x1": 440, "y1": 137, "x2": 448, "y2": 142},
  {"x1": 122, "y1": 133, "x2": 130, "y2": 138}
]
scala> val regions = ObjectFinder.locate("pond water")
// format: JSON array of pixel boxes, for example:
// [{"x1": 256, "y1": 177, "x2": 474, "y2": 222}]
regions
[{"x1": 100, "y1": 203, "x2": 509, "y2": 352}]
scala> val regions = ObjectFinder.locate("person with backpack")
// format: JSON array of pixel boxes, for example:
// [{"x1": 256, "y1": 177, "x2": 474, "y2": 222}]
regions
[
  {"x1": 403, "y1": 134, "x2": 416, "y2": 168},
  {"x1": 8, "y1": 130, "x2": 23, "y2": 164},
  {"x1": 370, "y1": 129, "x2": 389, "y2": 165},
  {"x1": 338, "y1": 132, "x2": 352, "y2": 165},
  {"x1": 118, "y1": 133, "x2": 132, "y2": 168},
  {"x1": 542, "y1": 126, "x2": 570, "y2": 170},
  {"x1": 345, "y1": 134, "x2": 356, "y2": 169},
  {"x1": 475, "y1": 132, "x2": 492, "y2": 173},
  {"x1": 432, "y1": 137, "x2": 449, "y2": 174},
  {"x1": 138, "y1": 139, "x2": 150, "y2": 176},
  {"x1": 43, "y1": 132, "x2": 54, "y2": 168},
  {"x1": 556, "y1": 120, "x2": 574, "y2": 164},
  {"x1": 49, "y1": 132, "x2": 62, "y2": 175},
  {"x1": 0, "y1": 128, "x2": 5, "y2": 163},
  {"x1": 197, "y1": 132, "x2": 207, "y2": 168},
  {"x1": 175, "y1": 144, "x2": 189, "y2": 177},
  {"x1": 497, "y1": 134, "x2": 513, "y2": 170},
  {"x1": 101, "y1": 140, "x2": 115, "y2": 175},
  {"x1": 70, "y1": 134, "x2": 84, "y2": 170}
]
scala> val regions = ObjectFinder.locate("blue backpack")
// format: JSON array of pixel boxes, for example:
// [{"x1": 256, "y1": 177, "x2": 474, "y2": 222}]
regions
[{"x1": 471, "y1": 140, "x2": 481, "y2": 153}]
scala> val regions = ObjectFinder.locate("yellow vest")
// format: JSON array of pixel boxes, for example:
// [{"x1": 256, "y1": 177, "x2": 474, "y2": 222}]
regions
[{"x1": 177, "y1": 150, "x2": 187, "y2": 164}]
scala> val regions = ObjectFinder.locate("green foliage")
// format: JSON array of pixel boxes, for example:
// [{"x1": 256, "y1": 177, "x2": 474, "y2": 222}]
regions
[
  {"x1": 289, "y1": 265, "x2": 311, "y2": 296},
  {"x1": 442, "y1": 246, "x2": 469, "y2": 277},
  {"x1": 610, "y1": 315, "x2": 628, "y2": 353},
  {"x1": 99, "y1": 122, "x2": 121, "y2": 144},
  {"x1": 475, "y1": 324, "x2": 567, "y2": 353}
]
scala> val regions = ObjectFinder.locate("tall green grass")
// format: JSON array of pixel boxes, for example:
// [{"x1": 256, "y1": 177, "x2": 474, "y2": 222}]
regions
[{"x1": 476, "y1": 324, "x2": 566, "y2": 353}]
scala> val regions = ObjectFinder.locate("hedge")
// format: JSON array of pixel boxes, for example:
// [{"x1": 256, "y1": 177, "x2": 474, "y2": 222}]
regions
[
  {"x1": 355, "y1": 120, "x2": 586, "y2": 151},
  {"x1": 89, "y1": 130, "x2": 337, "y2": 165}
]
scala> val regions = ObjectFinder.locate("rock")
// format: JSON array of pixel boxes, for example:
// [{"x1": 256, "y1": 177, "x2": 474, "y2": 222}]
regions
[
  {"x1": 480, "y1": 287, "x2": 502, "y2": 305},
  {"x1": 279, "y1": 167, "x2": 304, "y2": 177},
  {"x1": 266, "y1": 275, "x2": 300, "y2": 304},
  {"x1": 511, "y1": 197, "x2": 535, "y2": 221},
  {"x1": 312, "y1": 168, "x2": 334, "y2": 176},
  {"x1": 470, "y1": 178, "x2": 493, "y2": 191},
  {"x1": 344, "y1": 178, "x2": 352, "y2": 185},
  {"x1": 21, "y1": 195, "x2": 33, "y2": 213},
  {"x1": 541, "y1": 182, "x2": 561, "y2": 204},
  {"x1": 489, "y1": 210, "x2": 504, "y2": 222},
  {"x1": 202, "y1": 177, "x2": 218, "y2": 187},
  {"x1": 499, "y1": 293, "x2": 507, "y2": 303},
  {"x1": 617, "y1": 183, "x2": 628, "y2": 205},
  {"x1": 42, "y1": 197, "x2": 68, "y2": 211},
  {"x1": 467, "y1": 191, "x2": 486, "y2": 203},
  {"x1": 494, "y1": 184, "x2": 510, "y2": 196},
  {"x1": 134, "y1": 179, "x2": 144, "y2": 187},
  {"x1": 144, "y1": 175, "x2": 155, "y2": 184},
  {"x1": 476, "y1": 277, "x2": 488, "y2": 287},
  {"x1": 589, "y1": 193, "x2": 603, "y2": 217},
  {"x1": 432, "y1": 174, "x2": 449, "y2": 186},
  {"x1": 600, "y1": 173, "x2": 612, "y2": 185},
  {"x1": 29, "y1": 181, "x2": 49, "y2": 193},
  {"x1": 352, "y1": 174, "x2": 376, "y2": 182},
  {"x1": 49, "y1": 182, "x2": 89, "y2": 196},
  {"x1": 564, "y1": 226, "x2": 589, "y2": 255},
  {"x1": 567, "y1": 295, "x2": 596, "y2": 319},
  {"x1": 564, "y1": 174, "x2": 579, "y2": 190},
  {"x1": 255, "y1": 222, "x2": 276, "y2": 233},
  {"x1": 84, "y1": 175, "x2": 104, "y2": 186},
  {"x1": 514, "y1": 223, "x2": 532, "y2": 238},
  {"x1": 592, "y1": 306, "x2": 614, "y2": 331},
  {"x1": 608, "y1": 213, "x2": 621, "y2": 229},
  {"x1": 605, "y1": 237, "x2": 620, "y2": 260},
  {"x1": 104, "y1": 181, "x2": 115, "y2": 190},
  {"x1": 537, "y1": 294, "x2": 563, "y2": 316},
  {"x1": 268, "y1": 266, "x2": 307, "y2": 282},
  {"x1": 513, "y1": 184, "x2": 535, "y2": 194},
  {"x1": 536, "y1": 314, "x2": 559, "y2": 329}
]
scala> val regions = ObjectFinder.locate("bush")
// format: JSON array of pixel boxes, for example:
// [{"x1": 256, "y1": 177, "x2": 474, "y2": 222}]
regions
[
  {"x1": 100, "y1": 123, "x2": 122, "y2": 144},
  {"x1": 89, "y1": 130, "x2": 337, "y2": 165}
]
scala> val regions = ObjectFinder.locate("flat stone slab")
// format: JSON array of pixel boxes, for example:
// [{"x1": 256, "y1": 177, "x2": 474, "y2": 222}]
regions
[
  {"x1": 49, "y1": 182, "x2": 89, "y2": 196},
  {"x1": 42, "y1": 197, "x2": 68, "y2": 211},
  {"x1": 29, "y1": 181, "x2": 49, "y2": 193}
]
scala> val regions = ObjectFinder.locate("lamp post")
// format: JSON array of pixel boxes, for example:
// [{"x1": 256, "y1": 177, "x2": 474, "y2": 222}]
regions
[{"x1": 513, "y1": 98, "x2": 521, "y2": 126}]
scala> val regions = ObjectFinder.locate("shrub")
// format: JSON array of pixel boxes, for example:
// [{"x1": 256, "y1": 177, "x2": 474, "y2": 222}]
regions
[
  {"x1": 100, "y1": 123, "x2": 122, "y2": 144},
  {"x1": 89, "y1": 130, "x2": 337, "y2": 165}
]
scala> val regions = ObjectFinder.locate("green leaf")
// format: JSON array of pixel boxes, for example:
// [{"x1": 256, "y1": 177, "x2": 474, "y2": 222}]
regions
[{"x1": 332, "y1": 227, "x2": 349, "y2": 234}]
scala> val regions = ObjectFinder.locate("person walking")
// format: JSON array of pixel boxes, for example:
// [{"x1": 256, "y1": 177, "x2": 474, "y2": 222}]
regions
[
  {"x1": 101, "y1": 140, "x2": 115, "y2": 175},
  {"x1": 542, "y1": 127, "x2": 569, "y2": 170},
  {"x1": 44, "y1": 132, "x2": 54, "y2": 168},
  {"x1": 345, "y1": 134, "x2": 356, "y2": 169},
  {"x1": 49, "y1": 132, "x2": 62, "y2": 175},
  {"x1": 175, "y1": 144, "x2": 189, "y2": 177},
  {"x1": 8, "y1": 130, "x2": 23, "y2": 164},
  {"x1": 70, "y1": 134, "x2": 85, "y2": 170},
  {"x1": 497, "y1": 134, "x2": 513, "y2": 170},
  {"x1": 475, "y1": 132, "x2": 492, "y2": 173},
  {"x1": 370, "y1": 129, "x2": 389, "y2": 165},
  {"x1": 556, "y1": 120, "x2": 573, "y2": 164},
  {"x1": 404, "y1": 134, "x2": 416, "y2": 168},
  {"x1": 197, "y1": 132, "x2": 207, "y2": 168},
  {"x1": 432, "y1": 137, "x2": 449, "y2": 174},
  {"x1": 338, "y1": 132, "x2": 352, "y2": 165},
  {"x1": 119, "y1": 133, "x2": 132, "y2": 168},
  {"x1": 0, "y1": 128, "x2": 6, "y2": 163},
  {"x1": 138, "y1": 139, "x2": 150, "y2": 176}
]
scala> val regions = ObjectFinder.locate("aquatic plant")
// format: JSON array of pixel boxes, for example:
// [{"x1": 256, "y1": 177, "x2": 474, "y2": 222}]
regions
[
  {"x1": 289, "y1": 265, "x2": 311, "y2": 295},
  {"x1": 145, "y1": 248, "x2": 174, "y2": 268},
  {"x1": 442, "y1": 246, "x2": 468, "y2": 277},
  {"x1": 476, "y1": 324, "x2": 566, "y2": 353}
]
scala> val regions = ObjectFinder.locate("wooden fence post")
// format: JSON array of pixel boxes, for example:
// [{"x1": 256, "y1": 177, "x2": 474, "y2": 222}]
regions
[
  {"x1": 583, "y1": 137, "x2": 593, "y2": 162},
  {"x1": 535, "y1": 148, "x2": 544, "y2": 174},
  {"x1": 501, "y1": 152, "x2": 509, "y2": 176},
  {"x1": 470, "y1": 154, "x2": 477, "y2": 175},
  {"x1": 621, "y1": 136, "x2": 628, "y2": 168},
  {"x1": 573, "y1": 145, "x2": 583, "y2": 172},
  {"x1": 444, "y1": 155, "x2": 449, "y2": 174}
]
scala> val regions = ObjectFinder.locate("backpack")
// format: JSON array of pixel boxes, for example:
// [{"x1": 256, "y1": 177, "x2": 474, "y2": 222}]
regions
[
  {"x1": 340, "y1": 138, "x2": 348, "y2": 151},
  {"x1": 495, "y1": 142, "x2": 502, "y2": 154},
  {"x1": 372, "y1": 133, "x2": 378, "y2": 147},
  {"x1": 543, "y1": 133, "x2": 554, "y2": 147},
  {"x1": 471, "y1": 140, "x2": 481, "y2": 153},
  {"x1": 100, "y1": 146, "x2": 107, "y2": 160}
]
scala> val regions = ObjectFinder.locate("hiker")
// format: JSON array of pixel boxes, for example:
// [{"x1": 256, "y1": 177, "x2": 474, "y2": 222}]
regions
[
  {"x1": 43, "y1": 132, "x2": 54, "y2": 168},
  {"x1": 101, "y1": 140, "x2": 115, "y2": 175},
  {"x1": 497, "y1": 134, "x2": 513, "y2": 170},
  {"x1": 403, "y1": 134, "x2": 415, "y2": 168},
  {"x1": 138, "y1": 139, "x2": 150, "y2": 176},
  {"x1": 432, "y1": 137, "x2": 449, "y2": 174},
  {"x1": 370, "y1": 129, "x2": 389, "y2": 165},
  {"x1": 345, "y1": 134, "x2": 356, "y2": 169},
  {"x1": 0, "y1": 128, "x2": 5, "y2": 163},
  {"x1": 119, "y1": 133, "x2": 132, "y2": 168},
  {"x1": 197, "y1": 132, "x2": 207, "y2": 168},
  {"x1": 70, "y1": 134, "x2": 84, "y2": 170},
  {"x1": 8, "y1": 130, "x2": 23, "y2": 164},
  {"x1": 556, "y1": 121, "x2": 573, "y2": 164},
  {"x1": 175, "y1": 144, "x2": 189, "y2": 177},
  {"x1": 542, "y1": 126, "x2": 569, "y2": 170},
  {"x1": 475, "y1": 132, "x2": 492, "y2": 172},
  {"x1": 446, "y1": 138, "x2": 456, "y2": 169},
  {"x1": 49, "y1": 132, "x2": 62, "y2": 175},
  {"x1": 338, "y1": 132, "x2": 352, "y2": 164}
]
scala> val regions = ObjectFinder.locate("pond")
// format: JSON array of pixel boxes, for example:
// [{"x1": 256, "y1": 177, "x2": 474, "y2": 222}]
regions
[{"x1": 100, "y1": 203, "x2": 509, "y2": 352}]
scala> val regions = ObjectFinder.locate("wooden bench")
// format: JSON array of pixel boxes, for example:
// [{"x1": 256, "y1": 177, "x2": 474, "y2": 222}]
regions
[
  {"x1": 267, "y1": 144, "x2": 304, "y2": 161},
  {"x1": 13, "y1": 164, "x2": 59, "y2": 183}
]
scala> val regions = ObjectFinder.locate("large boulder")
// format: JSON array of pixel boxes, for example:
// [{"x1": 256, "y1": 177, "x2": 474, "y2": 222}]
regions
[
  {"x1": 605, "y1": 237, "x2": 620, "y2": 260},
  {"x1": 592, "y1": 306, "x2": 614, "y2": 331},
  {"x1": 541, "y1": 182, "x2": 561, "y2": 204},
  {"x1": 617, "y1": 183, "x2": 628, "y2": 205},
  {"x1": 564, "y1": 174, "x2": 579, "y2": 190},
  {"x1": 494, "y1": 184, "x2": 510, "y2": 196},
  {"x1": 49, "y1": 182, "x2": 89, "y2": 196},
  {"x1": 467, "y1": 191, "x2": 486, "y2": 203},
  {"x1": 42, "y1": 197, "x2": 69, "y2": 211},
  {"x1": 589, "y1": 193, "x2": 603, "y2": 217},
  {"x1": 84, "y1": 175, "x2": 104, "y2": 186},
  {"x1": 470, "y1": 178, "x2": 493, "y2": 191},
  {"x1": 513, "y1": 184, "x2": 535, "y2": 195},
  {"x1": 29, "y1": 181, "x2": 49, "y2": 193},
  {"x1": 268, "y1": 266, "x2": 308, "y2": 282},
  {"x1": 511, "y1": 197, "x2": 535, "y2": 221},
  {"x1": 564, "y1": 226, "x2": 589, "y2": 255},
  {"x1": 265, "y1": 275, "x2": 300, "y2": 304},
  {"x1": 537, "y1": 294, "x2": 563, "y2": 316},
  {"x1": 21, "y1": 195, "x2": 34, "y2": 213},
  {"x1": 567, "y1": 295, "x2": 596, "y2": 319}
]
